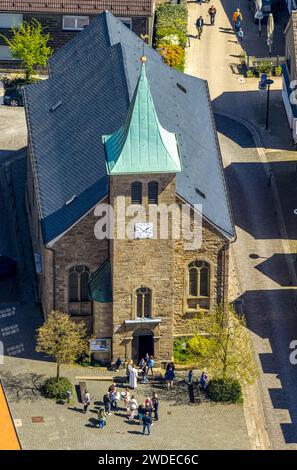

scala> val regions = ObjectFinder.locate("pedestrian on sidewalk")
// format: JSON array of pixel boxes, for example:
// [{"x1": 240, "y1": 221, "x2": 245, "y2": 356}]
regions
[
  {"x1": 82, "y1": 390, "x2": 91, "y2": 414},
  {"x1": 142, "y1": 411, "x2": 152, "y2": 436},
  {"x1": 238, "y1": 28, "x2": 244, "y2": 43},
  {"x1": 208, "y1": 5, "x2": 217, "y2": 26},
  {"x1": 196, "y1": 16, "x2": 204, "y2": 40},
  {"x1": 141, "y1": 361, "x2": 149, "y2": 384},
  {"x1": 138, "y1": 402, "x2": 146, "y2": 424},
  {"x1": 233, "y1": 8, "x2": 243, "y2": 32}
]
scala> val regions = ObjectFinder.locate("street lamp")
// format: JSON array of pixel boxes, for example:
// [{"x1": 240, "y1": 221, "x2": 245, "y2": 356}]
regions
[
  {"x1": 265, "y1": 79, "x2": 274, "y2": 130},
  {"x1": 267, "y1": 13, "x2": 274, "y2": 57}
]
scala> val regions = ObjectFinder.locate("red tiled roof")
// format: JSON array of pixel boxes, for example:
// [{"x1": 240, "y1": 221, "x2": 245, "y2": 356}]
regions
[{"x1": 0, "y1": 1, "x2": 153, "y2": 16}]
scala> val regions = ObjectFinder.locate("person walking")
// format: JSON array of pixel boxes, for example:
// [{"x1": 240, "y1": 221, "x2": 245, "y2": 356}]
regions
[
  {"x1": 199, "y1": 372, "x2": 208, "y2": 392},
  {"x1": 111, "y1": 389, "x2": 119, "y2": 412},
  {"x1": 196, "y1": 16, "x2": 204, "y2": 40},
  {"x1": 147, "y1": 356, "x2": 155, "y2": 376},
  {"x1": 145, "y1": 352, "x2": 150, "y2": 364},
  {"x1": 233, "y1": 8, "x2": 243, "y2": 32},
  {"x1": 129, "y1": 364, "x2": 139, "y2": 389},
  {"x1": 129, "y1": 395, "x2": 138, "y2": 421},
  {"x1": 164, "y1": 365, "x2": 175, "y2": 390},
  {"x1": 152, "y1": 392, "x2": 159, "y2": 422},
  {"x1": 82, "y1": 390, "x2": 91, "y2": 414},
  {"x1": 97, "y1": 407, "x2": 107, "y2": 429},
  {"x1": 208, "y1": 5, "x2": 217, "y2": 26},
  {"x1": 238, "y1": 28, "x2": 244, "y2": 43},
  {"x1": 142, "y1": 411, "x2": 152, "y2": 436},
  {"x1": 187, "y1": 370, "x2": 195, "y2": 403}
]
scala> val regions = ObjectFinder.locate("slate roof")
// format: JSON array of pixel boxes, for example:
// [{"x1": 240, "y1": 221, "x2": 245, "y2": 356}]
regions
[
  {"x1": 0, "y1": 1, "x2": 153, "y2": 16},
  {"x1": 23, "y1": 11, "x2": 235, "y2": 244},
  {"x1": 103, "y1": 63, "x2": 182, "y2": 175}
]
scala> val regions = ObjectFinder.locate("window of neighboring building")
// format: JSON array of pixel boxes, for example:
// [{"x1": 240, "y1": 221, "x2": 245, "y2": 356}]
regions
[
  {"x1": 0, "y1": 45, "x2": 17, "y2": 61},
  {"x1": 117, "y1": 17, "x2": 132, "y2": 29},
  {"x1": 131, "y1": 181, "x2": 142, "y2": 204},
  {"x1": 187, "y1": 261, "x2": 210, "y2": 310},
  {"x1": 148, "y1": 181, "x2": 158, "y2": 204},
  {"x1": 136, "y1": 287, "x2": 152, "y2": 318},
  {"x1": 62, "y1": 16, "x2": 89, "y2": 31},
  {"x1": 68, "y1": 265, "x2": 90, "y2": 303},
  {"x1": 0, "y1": 13, "x2": 23, "y2": 29}
]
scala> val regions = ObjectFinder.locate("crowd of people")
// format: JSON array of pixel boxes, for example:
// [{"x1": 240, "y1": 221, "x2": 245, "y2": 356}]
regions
[
  {"x1": 80, "y1": 355, "x2": 209, "y2": 435},
  {"x1": 195, "y1": 2, "x2": 244, "y2": 44}
]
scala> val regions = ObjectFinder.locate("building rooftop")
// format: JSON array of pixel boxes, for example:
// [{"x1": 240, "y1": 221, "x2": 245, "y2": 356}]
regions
[
  {"x1": 0, "y1": 1, "x2": 153, "y2": 16},
  {"x1": 23, "y1": 11, "x2": 235, "y2": 244}
]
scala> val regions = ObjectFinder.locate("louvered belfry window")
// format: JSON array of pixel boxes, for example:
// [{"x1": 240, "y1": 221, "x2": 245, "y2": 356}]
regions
[
  {"x1": 131, "y1": 181, "x2": 142, "y2": 204},
  {"x1": 148, "y1": 181, "x2": 158, "y2": 204}
]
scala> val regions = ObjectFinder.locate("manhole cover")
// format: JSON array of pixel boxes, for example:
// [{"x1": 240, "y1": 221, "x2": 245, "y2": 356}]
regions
[{"x1": 31, "y1": 416, "x2": 44, "y2": 423}]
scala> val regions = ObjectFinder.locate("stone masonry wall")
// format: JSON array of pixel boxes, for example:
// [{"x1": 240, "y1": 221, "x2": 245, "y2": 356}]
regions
[
  {"x1": 110, "y1": 173, "x2": 176, "y2": 363},
  {"x1": 173, "y1": 197, "x2": 229, "y2": 337}
]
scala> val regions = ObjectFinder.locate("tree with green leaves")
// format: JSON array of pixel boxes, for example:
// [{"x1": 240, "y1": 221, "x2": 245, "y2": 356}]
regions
[
  {"x1": 36, "y1": 311, "x2": 87, "y2": 381},
  {"x1": 188, "y1": 305, "x2": 258, "y2": 385},
  {"x1": 1, "y1": 19, "x2": 52, "y2": 81}
]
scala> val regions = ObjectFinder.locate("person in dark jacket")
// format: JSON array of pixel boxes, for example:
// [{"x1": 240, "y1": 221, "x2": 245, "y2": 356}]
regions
[
  {"x1": 103, "y1": 392, "x2": 112, "y2": 415},
  {"x1": 208, "y1": 6, "x2": 217, "y2": 26},
  {"x1": 142, "y1": 411, "x2": 152, "y2": 435},
  {"x1": 164, "y1": 366, "x2": 175, "y2": 390},
  {"x1": 196, "y1": 16, "x2": 204, "y2": 39},
  {"x1": 152, "y1": 392, "x2": 159, "y2": 421}
]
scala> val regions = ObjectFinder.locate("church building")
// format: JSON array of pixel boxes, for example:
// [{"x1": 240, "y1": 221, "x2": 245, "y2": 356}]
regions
[{"x1": 24, "y1": 11, "x2": 235, "y2": 364}]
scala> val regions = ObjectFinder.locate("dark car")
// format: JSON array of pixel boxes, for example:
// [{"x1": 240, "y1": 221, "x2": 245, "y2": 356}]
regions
[
  {"x1": 3, "y1": 87, "x2": 23, "y2": 107},
  {"x1": 0, "y1": 255, "x2": 17, "y2": 280}
]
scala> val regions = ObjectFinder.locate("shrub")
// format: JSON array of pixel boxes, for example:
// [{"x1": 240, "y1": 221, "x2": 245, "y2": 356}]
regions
[
  {"x1": 43, "y1": 377, "x2": 73, "y2": 400},
  {"x1": 207, "y1": 378, "x2": 242, "y2": 403},
  {"x1": 157, "y1": 43, "x2": 185, "y2": 72},
  {"x1": 173, "y1": 338, "x2": 195, "y2": 364},
  {"x1": 256, "y1": 61, "x2": 272, "y2": 75},
  {"x1": 246, "y1": 68, "x2": 254, "y2": 78},
  {"x1": 1, "y1": 74, "x2": 38, "y2": 90},
  {"x1": 274, "y1": 66, "x2": 282, "y2": 77},
  {"x1": 187, "y1": 335, "x2": 212, "y2": 358}
]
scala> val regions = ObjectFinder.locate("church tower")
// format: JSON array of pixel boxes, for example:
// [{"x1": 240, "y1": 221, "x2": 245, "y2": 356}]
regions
[{"x1": 103, "y1": 58, "x2": 182, "y2": 363}]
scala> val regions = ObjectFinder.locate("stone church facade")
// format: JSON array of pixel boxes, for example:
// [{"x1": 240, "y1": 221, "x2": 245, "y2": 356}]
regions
[{"x1": 24, "y1": 12, "x2": 234, "y2": 365}]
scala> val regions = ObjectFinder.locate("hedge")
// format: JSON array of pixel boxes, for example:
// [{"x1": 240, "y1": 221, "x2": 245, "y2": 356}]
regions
[
  {"x1": 206, "y1": 378, "x2": 242, "y2": 403},
  {"x1": 155, "y1": 2, "x2": 188, "y2": 72},
  {"x1": 43, "y1": 377, "x2": 73, "y2": 400}
]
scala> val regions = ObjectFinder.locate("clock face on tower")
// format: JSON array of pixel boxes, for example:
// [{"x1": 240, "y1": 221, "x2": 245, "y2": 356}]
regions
[{"x1": 134, "y1": 222, "x2": 154, "y2": 239}]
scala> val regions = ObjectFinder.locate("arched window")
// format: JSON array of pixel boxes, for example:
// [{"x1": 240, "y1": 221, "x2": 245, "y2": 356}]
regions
[
  {"x1": 188, "y1": 261, "x2": 210, "y2": 297},
  {"x1": 136, "y1": 287, "x2": 152, "y2": 318},
  {"x1": 68, "y1": 265, "x2": 90, "y2": 302},
  {"x1": 187, "y1": 261, "x2": 210, "y2": 311},
  {"x1": 148, "y1": 181, "x2": 158, "y2": 204},
  {"x1": 131, "y1": 181, "x2": 142, "y2": 204}
]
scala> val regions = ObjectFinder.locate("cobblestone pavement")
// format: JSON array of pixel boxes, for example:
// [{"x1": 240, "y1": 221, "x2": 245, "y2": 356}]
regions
[{"x1": 0, "y1": 357, "x2": 249, "y2": 450}]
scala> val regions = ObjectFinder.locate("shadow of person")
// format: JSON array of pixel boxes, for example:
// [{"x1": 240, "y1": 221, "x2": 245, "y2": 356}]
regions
[
  {"x1": 67, "y1": 406, "x2": 85, "y2": 414},
  {"x1": 85, "y1": 418, "x2": 98, "y2": 428}
]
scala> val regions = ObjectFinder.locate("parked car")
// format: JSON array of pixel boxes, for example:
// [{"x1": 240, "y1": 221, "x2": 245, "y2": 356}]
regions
[
  {"x1": 0, "y1": 255, "x2": 17, "y2": 280},
  {"x1": 3, "y1": 87, "x2": 23, "y2": 107}
]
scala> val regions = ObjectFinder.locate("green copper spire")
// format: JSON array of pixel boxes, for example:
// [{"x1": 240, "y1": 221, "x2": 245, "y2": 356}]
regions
[{"x1": 103, "y1": 61, "x2": 182, "y2": 175}]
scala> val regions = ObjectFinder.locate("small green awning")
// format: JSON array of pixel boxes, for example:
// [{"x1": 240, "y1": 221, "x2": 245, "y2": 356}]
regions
[
  {"x1": 88, "y1": 260, "x2": 112, "y2": 303},
  {"x1": 103, "y1": 62, "x2": 182, "y2": 175}
]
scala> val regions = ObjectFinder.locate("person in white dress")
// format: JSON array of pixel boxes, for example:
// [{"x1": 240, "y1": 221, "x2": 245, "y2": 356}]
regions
[{"x1": 129, "y1": 365, "x2": 138, "y2": 389}]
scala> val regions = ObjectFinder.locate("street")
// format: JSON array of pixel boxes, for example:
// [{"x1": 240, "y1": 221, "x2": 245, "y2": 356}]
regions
[{"x1": 185, "y1": 0, "x2": 297, "y2": 449}]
